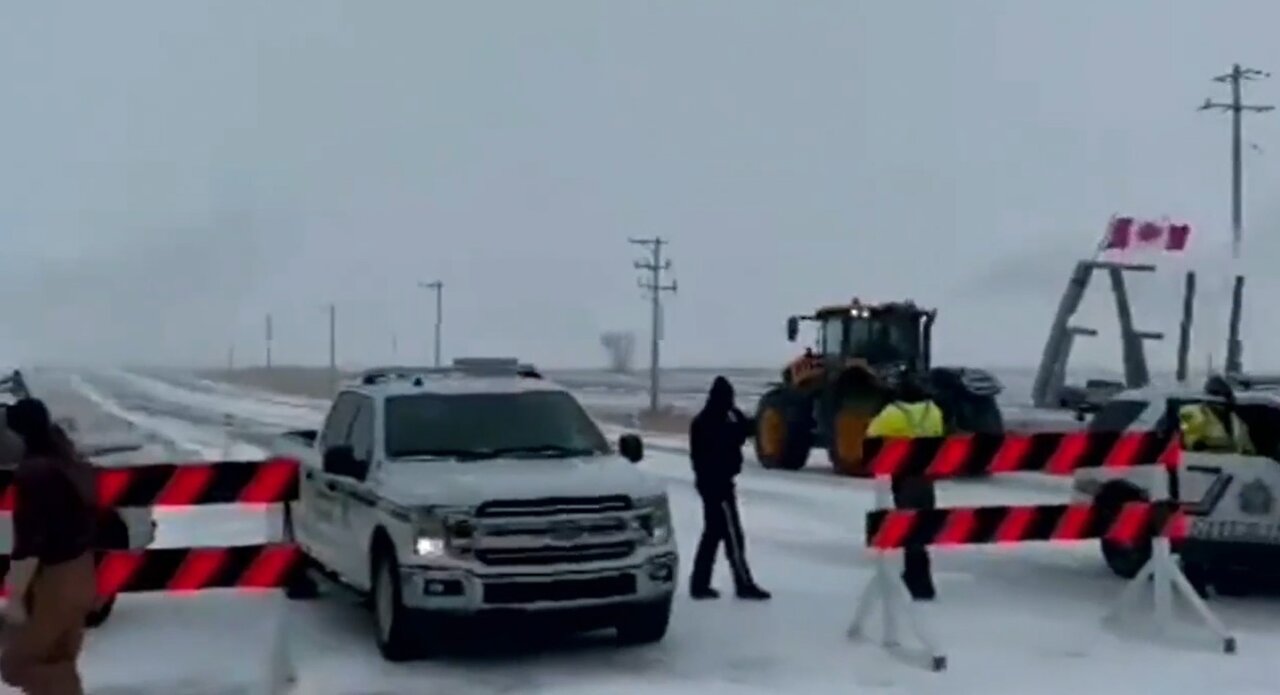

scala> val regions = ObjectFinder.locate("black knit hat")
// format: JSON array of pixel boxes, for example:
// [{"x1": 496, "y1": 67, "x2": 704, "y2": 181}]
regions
[
  {"x1": 5, "y1": 397, "x2": 52, "y2": 445},
  {"x1": 706, "y1": 375, "x2": 736, "y2": 411},
  {"x1": 896, "y1": 377, "x2": 930, "y2": 403}
]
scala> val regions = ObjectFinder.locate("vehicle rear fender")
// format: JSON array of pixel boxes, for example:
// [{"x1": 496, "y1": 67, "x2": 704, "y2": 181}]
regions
[
  {"x1": 1093, "y1": 478, "x2": 1150, "y2": 511},
  {"x1": 1072, "y1": 469, "x2": 1149, "y2": 504}
]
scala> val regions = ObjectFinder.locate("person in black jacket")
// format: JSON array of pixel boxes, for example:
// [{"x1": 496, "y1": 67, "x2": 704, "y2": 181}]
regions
[{"x1": 688, "y1": 376, "x2": 770, "y2": 600}]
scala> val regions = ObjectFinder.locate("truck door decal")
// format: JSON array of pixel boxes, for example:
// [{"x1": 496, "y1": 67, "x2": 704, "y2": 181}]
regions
[
  {"x1": 1237, "y1": 478, "x2": 1273, "y2": 516},
  {"x1": 1183, "y1": 465, "x2": 1232, "y2": 516},
  {"x1": 1182, "y1": 465, "x2": 1280, "y2": 543}
]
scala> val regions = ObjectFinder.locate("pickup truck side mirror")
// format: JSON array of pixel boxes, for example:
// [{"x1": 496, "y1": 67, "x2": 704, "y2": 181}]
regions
[
  {"x1": 618, "y1": 434, "x2": 644, "y2": 463},
  {"x1": 323, "y1": 445, "x2": 364, "y2": 478}
]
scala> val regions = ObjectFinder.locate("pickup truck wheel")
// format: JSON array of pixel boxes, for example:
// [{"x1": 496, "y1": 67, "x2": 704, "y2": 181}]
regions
[
  {"x1": 281, "y1": 503, "x2": 319, "y2": 600},
  {"x1": 284, "y1": 557, "x2": 320, "y2": 600},
  {"x1": 1097, "y1": 485, "x2": 1152, "y2": 579},
  {"x1": 372, "y1": 550, "x2": 436, "y2": 661},
  {"x1": 615, "y1": 597, "x2": 672, "y2": 646}
]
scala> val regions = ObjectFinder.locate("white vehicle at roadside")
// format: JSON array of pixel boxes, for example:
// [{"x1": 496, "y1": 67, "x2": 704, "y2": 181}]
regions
[
  {"x1": 1071, "y1": 377, "x2": 1280, "y2": 592},
  {"x1": 277, "y1": 359, "x2": 677, "y2": 661}
]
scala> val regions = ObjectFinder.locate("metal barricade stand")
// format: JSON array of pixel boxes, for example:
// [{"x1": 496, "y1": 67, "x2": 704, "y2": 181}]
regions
[{"x1": 846, "y1": 474, "x2": 947, "y2": 672}]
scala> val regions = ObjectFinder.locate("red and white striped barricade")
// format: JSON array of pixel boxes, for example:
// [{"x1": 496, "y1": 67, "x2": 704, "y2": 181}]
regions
[{"x1": 847, "y1": 430, "x2": 1233, "y2": 671}]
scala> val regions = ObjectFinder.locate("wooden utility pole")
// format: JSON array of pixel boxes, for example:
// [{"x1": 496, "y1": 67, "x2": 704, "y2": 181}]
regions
[
  {"x1": 418, "y1": 281, "x2": 444, "y2": 367},
  {"x1": 629, "y1": 237, "x2": 677, "y2": 413},
  {"x1": 1200, "y1": 64, "x2": 1273, "y2": 374}
]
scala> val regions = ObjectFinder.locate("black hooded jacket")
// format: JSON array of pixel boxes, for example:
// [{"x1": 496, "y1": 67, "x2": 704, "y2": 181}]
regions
[{"x1": 689, "y1": 376, "x2": 752, "y2": 492}]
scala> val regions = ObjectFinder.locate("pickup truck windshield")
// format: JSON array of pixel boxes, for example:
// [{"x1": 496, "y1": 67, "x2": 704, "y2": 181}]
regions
[{"x1": 384, "y1": 391, "x2": 610, "y2": 460}]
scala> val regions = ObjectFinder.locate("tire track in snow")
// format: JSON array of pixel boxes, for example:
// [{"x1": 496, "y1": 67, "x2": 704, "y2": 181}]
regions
[{"x1": 68, "y1": 373, "x2": 267, "y2": 460}]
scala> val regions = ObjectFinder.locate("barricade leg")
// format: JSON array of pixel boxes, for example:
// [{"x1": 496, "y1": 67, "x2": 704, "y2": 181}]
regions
[
  {"x1": 264, "y1": 591, "x2": 297, "y2": 694},
  {"x1": 1104, "y1": 539, "x2": 1235, "y2": 652},
  {"x1": 1152, "y1": 537, "x2": 1173, "y2": 627},
  {"x1": 264, "y1": 493, "x2": 299, "y2": 693},
  {"x1": 1104, "y1": 539, "x2": 1235, "y2": 653},
  {"x1": 847, "y1": 476, "x2": 947, "y2": 671},
  {"x1": 1103, "y1": 467, "x2": 1236, "y2": 654}
]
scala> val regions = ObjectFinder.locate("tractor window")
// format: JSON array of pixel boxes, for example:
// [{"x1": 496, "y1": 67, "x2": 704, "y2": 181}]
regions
[
  {"x1": 820, "y1": 317, "x2": 844, "y2": 355},
  {"x1": 848, "y1": 317, "x2": 918, "y2": 364}
]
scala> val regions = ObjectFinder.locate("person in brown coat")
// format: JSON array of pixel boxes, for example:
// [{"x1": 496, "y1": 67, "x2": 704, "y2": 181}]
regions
[{"x1": 0, "y1": 398, "x2": 97, "y2": 695}]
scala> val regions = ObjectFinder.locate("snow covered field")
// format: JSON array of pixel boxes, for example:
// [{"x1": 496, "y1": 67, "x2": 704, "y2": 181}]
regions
[
  {"x1": 196, "y1": 364, "x2": 1086, "y2": 435},
  {"x1": 8, "y1": 368, "x2": 1278, "y2": 693}
]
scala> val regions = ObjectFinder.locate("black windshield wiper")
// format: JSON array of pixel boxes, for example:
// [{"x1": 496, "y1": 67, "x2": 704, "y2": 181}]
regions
[
  {"x1": 392, "y1": 448, "x2": 501, "y2": 461},
  {"x1": 486, "y1": 444, "x2": 598, "y2": 458}
]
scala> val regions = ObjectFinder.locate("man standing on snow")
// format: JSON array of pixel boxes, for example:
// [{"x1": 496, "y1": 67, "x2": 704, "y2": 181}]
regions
[
  {"x1": 867, "y1": 377, "x2": 944, "y2": 600},
  {"x1": 688, "y1": 376, "x2": 771, "y2": 600}
]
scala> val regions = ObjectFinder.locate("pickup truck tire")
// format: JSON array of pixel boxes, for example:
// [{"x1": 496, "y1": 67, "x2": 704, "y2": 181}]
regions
[
  {"x1": 283, "y1": 557, "x2": 320, "y2": 600},
  {"x1": 614, "y1": 597, "x2": 672, "y2": 646},
  {"x1": 86, "y1": 511, "x2": 128, "y2": 628},
  {"x1": 281, "y1": 505, "x2": 320, "y2": 600},
  {"x1": 372, "y1": 547, "x2": 437, "y2": 661},
  {"x1": 1096, "y1": 483, "x2": 1152, "y2": 579}
]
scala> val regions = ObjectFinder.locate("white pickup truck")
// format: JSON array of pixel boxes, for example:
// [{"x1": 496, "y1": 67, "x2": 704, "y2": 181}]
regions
[
  {"x1": 277, "y1": 360, "x2": 677, "y2": 661},
  {"x1": 1071, "y1": 379, "x2": 1280, "y2": 595}
]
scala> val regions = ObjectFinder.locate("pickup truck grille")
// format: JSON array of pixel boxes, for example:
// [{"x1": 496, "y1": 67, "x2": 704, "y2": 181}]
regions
[
  {"x1": 467, "y1": 499, "x2": 643, "y2": 567},
  {"x1": 483, "y1": 573, "x2": 636, "y2": 604},
  {"x1": 475, "y1": 541, "x2": 637, "y2": 566},
  {"x1": 480, "y1": 517, "x2": 629, "y2": 537},
  {"x1": 476, "y1": 496, "x2": 633, "y2": 518}
]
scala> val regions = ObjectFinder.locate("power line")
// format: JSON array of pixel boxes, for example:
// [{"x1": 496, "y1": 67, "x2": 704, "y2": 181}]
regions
[
  {"x1": 1199, "y1": 63, "x2": 1273, "y2": 374},
  {"x1": 418, "y1": 281, "x2": 444, "y2": 368},
  {"x1": 629, "y1": 237, "x2": 677, "y2": 413}
]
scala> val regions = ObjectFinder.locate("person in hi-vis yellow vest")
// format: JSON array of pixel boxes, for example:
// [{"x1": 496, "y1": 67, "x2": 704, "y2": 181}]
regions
[
  {"x1": 1178, "y1": 402, "x2": 1254, "y2": 454},
  {"x1": 867, "y1": 378, "x2": 944, "y2": 600}
]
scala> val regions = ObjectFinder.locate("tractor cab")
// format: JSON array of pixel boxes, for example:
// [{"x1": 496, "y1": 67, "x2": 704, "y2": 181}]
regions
[{"x1": 783, "y1": 299, "x2": 936, "y2": 390}]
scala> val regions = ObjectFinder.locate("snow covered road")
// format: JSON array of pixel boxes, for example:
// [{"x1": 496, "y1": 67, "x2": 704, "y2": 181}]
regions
[{"x1": 16, "y1": 369, "x2": 1280, "y2": 694}]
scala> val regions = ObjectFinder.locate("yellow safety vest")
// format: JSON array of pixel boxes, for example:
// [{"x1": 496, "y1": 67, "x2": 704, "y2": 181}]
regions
[
  {"x1": 1178, "y1": 404, "x2": 1254, "y2": 455},
  {"x1": 867, "y1": 400, "x2": 944, "y2": 439}
]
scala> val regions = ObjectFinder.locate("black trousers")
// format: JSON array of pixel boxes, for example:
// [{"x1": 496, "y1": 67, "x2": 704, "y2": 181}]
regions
[
  {"x1": 690, "y1": 484, "x2": 756, "y2": 591},
  {"x1": 892, "y1": 476, "x2": 936, "y2": 589}
]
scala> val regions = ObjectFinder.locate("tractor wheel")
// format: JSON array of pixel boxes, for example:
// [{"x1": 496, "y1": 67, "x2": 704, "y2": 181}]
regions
[
  {"x1": 827, "y1": 403, "x2": 879, "y2": 477},
  {"x1": 824, "y1": 365, "x2": 887, "y2": 477},
  {"x1": 954, "y1": 394, "x2": 1004, "y2": 435},
  {"x1": 754, "y1": 388, "x2": 812, "y2": 470}
]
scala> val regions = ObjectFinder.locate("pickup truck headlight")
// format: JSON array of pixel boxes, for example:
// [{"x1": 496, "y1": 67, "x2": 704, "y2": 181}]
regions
[
  {"x1": 635, "y1": 495, "x2": 673, "y2": 545},
  {"x1": 414, "y1": 514, "x2": 447, "y2": 558}
]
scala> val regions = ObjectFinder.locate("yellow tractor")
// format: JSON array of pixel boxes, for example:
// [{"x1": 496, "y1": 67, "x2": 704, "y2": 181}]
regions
[{"x1": 754, "y1": 299, "x2": 1005, "y2": 475}]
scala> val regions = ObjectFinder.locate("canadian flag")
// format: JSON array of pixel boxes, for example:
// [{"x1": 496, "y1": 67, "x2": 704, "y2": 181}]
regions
[{"x1": 1102, "y1": 216, "x2": 1191, "y2": 252}]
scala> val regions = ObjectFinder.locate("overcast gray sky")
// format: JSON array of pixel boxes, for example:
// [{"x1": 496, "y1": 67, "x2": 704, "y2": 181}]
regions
[{"x1": 1, "y1": 1, "x2": 1278, "y2": 371}]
